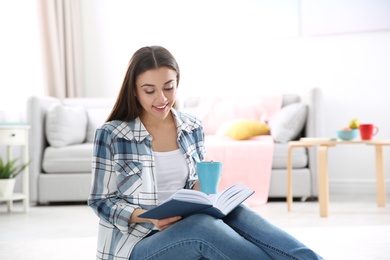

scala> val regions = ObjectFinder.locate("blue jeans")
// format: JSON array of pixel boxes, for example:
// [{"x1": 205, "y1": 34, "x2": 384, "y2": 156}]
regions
[{"x1": 130, "y1": 205, "x2": 323, "y2": 259}]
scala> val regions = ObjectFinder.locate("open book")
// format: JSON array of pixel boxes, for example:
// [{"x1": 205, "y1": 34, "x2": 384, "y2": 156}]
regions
[{"x1": 139, "y1": 182, "x2": 254, "y2": 219}]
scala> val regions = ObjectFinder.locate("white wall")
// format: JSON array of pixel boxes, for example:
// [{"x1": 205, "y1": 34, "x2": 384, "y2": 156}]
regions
[
  {"x1": 0, "y1": 0, "x2": 44, "y2": 122},
  {"x1": 80, "y1": 0, "x2": 302, "y2": 98},
  {"x1": 80, "y1": 0, "x2": 390, "y2": 194}
]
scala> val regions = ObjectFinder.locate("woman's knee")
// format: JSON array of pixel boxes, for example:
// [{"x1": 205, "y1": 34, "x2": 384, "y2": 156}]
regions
[
  {"x1": 177, "y1": 213, "x2": 259, "y2": 245},
  {"x1": 181, "y1": 214, "x2": 229, "y2": 239}
]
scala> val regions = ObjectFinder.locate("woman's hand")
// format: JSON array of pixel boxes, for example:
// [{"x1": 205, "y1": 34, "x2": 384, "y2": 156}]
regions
[
  {"x1": 192, "y1": 180, "x2": 201, "y2": 191},
  {"x1": 131, "y1": 208, "x2": 182, "y2": 231},
  {"x1": 150, "y1": 216, "x2": 182, "y2": 231}
]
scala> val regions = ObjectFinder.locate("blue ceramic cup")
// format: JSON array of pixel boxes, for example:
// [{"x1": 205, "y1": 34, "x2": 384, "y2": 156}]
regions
[{"x1": 197, "y1": 161, "x2": 222, "y2": 194}]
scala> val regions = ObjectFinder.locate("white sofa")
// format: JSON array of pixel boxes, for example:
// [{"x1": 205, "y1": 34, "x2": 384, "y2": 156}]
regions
[
  {"x1": 27, "y1": 88, "x2": 324, "y2": 204},
  {"x1": 27, "y1": 97, "x2": 115, "y2": 204}
]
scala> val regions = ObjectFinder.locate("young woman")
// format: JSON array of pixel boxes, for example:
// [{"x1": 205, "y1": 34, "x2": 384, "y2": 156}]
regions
[{"x1": 88, "y1": 46, "x2": 323, "y2": 260}]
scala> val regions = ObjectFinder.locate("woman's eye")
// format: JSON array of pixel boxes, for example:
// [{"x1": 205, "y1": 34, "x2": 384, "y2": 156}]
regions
[
  {"x1": 164, "y1": 86, "x2": 174, "y2": 91},
  {"x1": 145, "y1": 90, "x2": 154, "y2": 94}
]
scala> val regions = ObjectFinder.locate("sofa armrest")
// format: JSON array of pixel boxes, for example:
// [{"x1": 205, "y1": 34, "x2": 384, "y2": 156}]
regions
[
  {"x1": 303, "y1": 87, "x2": 325, "y2": 138},
  {"x1": 302, "y1": 87, "x2": 325, "y2": 196},
  {"x1": 27, "y1": 96, "x2": 60, "y2": 203}
]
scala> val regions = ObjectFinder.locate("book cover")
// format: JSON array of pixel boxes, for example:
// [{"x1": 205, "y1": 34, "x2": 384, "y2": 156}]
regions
[{"x1": 139, "y1": 182, "x2": 254, "y2": 219}]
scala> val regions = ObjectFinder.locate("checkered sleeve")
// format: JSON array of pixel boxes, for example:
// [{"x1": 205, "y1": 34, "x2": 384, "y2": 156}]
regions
[{"x1": 88, "y1": 128, "x2": 139, "y2": 234}]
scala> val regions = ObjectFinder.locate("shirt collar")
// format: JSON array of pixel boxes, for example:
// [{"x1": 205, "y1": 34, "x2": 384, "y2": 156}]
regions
[
  {"x1": 171, "y1": 109, "x2": 197, "y2": 136},
  {"x1": 116, "y1": 108, "x2": 196, "y2": 143}
]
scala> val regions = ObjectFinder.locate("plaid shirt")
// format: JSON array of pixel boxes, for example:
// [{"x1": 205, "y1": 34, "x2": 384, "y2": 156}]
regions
[{"x1": 88, "y1": 109, "x2": 205, "y2": 260}]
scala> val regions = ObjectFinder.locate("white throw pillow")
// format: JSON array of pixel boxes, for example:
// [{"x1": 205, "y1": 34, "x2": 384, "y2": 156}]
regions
[
  {"x1": 268, "y1": 103, "x2": 308, "y2": 143},
  {"x1": 45, "y1": 104, "x2": 87, "y2": 147},
  {"x1": 86, "y1": 107, "x2": 111, "y2": 143}
]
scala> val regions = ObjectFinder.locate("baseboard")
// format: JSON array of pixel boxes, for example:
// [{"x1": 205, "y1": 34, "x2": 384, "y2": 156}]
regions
[{"x1": 329, "y1": 179, "x2": 390, "y2": 194}]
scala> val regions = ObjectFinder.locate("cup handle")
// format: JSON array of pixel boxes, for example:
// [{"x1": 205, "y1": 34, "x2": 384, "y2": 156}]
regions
[{"x1": 373, "y1": 126, "x2": 379, "y2": 136}]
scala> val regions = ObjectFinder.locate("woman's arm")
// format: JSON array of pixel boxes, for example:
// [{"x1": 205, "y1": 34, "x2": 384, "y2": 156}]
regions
[{"x1": 88, "y1": 128, "x2": 142, "y2": 233}]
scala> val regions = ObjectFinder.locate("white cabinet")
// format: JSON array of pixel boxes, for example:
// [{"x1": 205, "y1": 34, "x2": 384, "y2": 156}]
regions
[{"x1": 0, "y1": 124, "x2": 30, "y2": 212}]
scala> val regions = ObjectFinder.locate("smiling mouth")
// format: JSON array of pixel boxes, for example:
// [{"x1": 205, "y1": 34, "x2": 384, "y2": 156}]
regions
[{"x1": 154, "y1": 103, "x2": 168, "y2": 110}]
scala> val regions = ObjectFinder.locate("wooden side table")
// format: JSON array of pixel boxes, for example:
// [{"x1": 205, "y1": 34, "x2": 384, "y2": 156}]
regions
[
  {"x1": 287, "y1": 138, "x2": 388, "y2": 217},
  {"x1": 0, "y1": 124, "x2": 30, "y2": 212}
]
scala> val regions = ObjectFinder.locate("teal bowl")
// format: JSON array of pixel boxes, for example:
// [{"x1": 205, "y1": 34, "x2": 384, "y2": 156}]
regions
[{"x1": 337, "y1": 129, "x2": 359, "y2": 141}]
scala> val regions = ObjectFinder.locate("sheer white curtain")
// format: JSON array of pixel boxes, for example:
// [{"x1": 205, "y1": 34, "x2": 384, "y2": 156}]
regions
[{"x1": 37, "y1": 0, "x2": 84, "y2": 98}]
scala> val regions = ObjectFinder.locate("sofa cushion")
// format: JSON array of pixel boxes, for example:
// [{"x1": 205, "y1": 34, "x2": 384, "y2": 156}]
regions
[
  {"x1": 196, "y1": 95, "x2": 282, "y2": 135},
  {"x1": 268, "y1": 103, "x2": 308, "y2": 143},
  {"x1": 42, "y1": 143, "x2": 94, "y2": 173},
  {"x1": 45, "y1": 104, "x2": 87, "y2": 147},
  {"x1": 86, "y1": 107, "x2": 112, "y2": 143},
  {"x1": 216, "y1": 119, "x2": 270, "y2": 140}
]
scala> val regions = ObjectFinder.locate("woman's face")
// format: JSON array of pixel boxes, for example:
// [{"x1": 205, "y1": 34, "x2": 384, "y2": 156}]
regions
[{"x1": 135, "y1": 67, "x2": 178, "y2": 122}]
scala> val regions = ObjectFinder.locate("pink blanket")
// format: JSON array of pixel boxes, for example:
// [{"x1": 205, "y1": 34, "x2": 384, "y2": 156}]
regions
[
  {"x1": 204, "y1": 135, "x2": 275, "y2": 206},
  {"x1": 197, "y1": 95, "x2": 283, "y2": 135}
]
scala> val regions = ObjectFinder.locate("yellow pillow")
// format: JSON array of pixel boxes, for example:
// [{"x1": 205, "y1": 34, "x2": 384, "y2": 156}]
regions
[{"x1": 216, "y1": 119, "x2": 270, "y2": 140}]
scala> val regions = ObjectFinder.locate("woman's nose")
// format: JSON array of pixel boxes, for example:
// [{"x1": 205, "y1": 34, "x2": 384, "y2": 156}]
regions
[{"x1": 155, "y1": 90, "x2": 167, "y2": 102}]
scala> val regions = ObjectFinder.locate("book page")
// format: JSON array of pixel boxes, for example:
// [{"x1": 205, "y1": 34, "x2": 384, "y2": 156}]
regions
[
  {"x1": 171, "y1": 189, "x2": 213, "y2": 205},
  {"x1": 214, "y1": 183, "x2": 254, "y2": 214},
  {"x1": 213, "y1": 183, "x2": 242, "y2": 204}
]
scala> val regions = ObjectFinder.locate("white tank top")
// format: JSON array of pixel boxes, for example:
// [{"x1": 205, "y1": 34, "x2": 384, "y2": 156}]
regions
[{"x1": 153, "y1": 149, "x2": 188, "y2": 205}]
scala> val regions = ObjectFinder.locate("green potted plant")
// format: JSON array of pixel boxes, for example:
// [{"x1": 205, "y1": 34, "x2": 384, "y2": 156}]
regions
[{"x1": 0, "y1": 157, "x2": 30, "y2": 197}]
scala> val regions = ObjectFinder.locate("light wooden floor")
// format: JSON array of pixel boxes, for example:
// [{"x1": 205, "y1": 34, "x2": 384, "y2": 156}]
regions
[{"x1": 1, "y1": 193, "x2": 389, "y2": 260}]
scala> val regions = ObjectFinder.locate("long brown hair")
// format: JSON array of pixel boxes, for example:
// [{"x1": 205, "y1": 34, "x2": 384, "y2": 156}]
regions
[{"x1": 106, "y1": 46, "x2": 180, "y2": 122}]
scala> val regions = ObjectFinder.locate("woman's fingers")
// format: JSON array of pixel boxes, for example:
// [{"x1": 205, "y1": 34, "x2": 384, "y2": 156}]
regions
[{"x1": 152, "y1": 216, "x2": 182, "y2": 231}]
